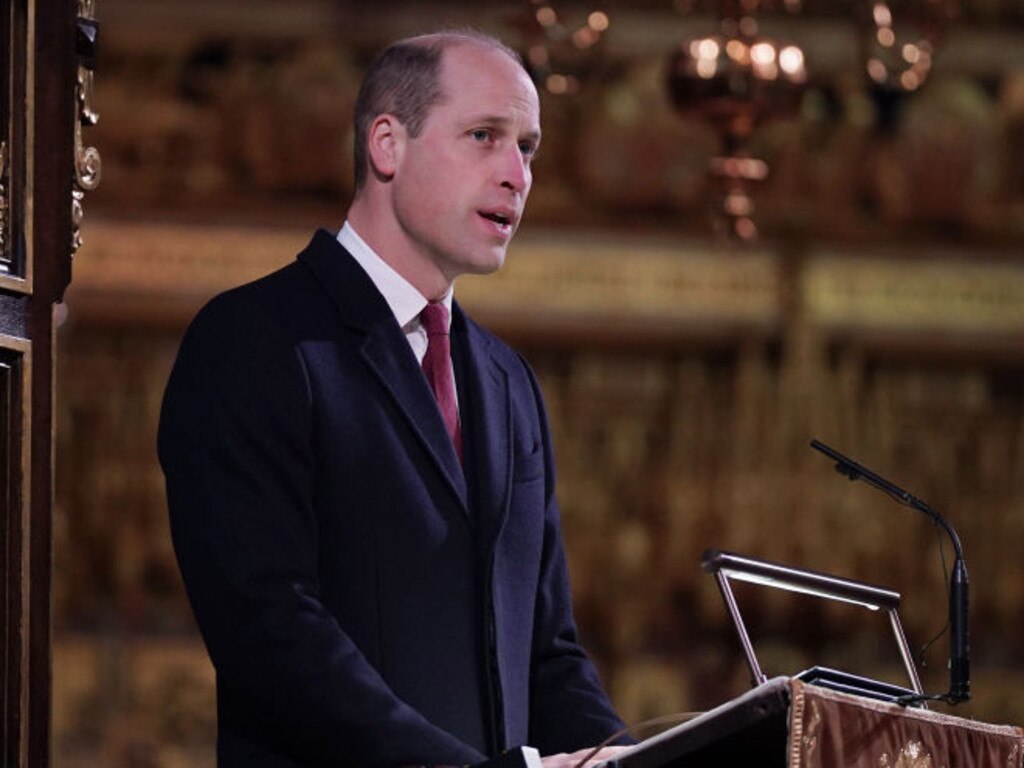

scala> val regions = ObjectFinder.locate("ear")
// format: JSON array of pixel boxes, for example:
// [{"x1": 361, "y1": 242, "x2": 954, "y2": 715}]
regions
[{"x1": 366, "y1": 114, "x2": 405, "y2": 181}]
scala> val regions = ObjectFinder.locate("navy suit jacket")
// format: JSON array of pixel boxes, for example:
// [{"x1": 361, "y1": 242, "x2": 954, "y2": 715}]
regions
[{"x1": 158, "y1": 230, "x2": 626, "y2": 767}]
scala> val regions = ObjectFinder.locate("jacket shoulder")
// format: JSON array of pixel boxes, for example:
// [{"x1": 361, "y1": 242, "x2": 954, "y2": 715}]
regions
[{"x1": 187, "y1": 229, "x2": 350, "y2": 343}]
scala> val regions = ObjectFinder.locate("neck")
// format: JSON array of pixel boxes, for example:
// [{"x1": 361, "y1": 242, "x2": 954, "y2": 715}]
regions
[{"x1": 346, "y1": 195, "x2": 453, "y2": 301}]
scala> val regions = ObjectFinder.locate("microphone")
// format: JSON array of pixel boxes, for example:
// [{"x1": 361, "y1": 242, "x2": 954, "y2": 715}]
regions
[{"x1": 809, "y1": 439, "x2": 970, "y2": 704}]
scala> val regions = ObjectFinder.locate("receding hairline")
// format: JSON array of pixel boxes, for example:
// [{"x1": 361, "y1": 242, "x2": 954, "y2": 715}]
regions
[
  {"x1": 407, "y1": 32, "x2": 537, "y2": 114},
  {"x1": 399, "y1": 30, "x2": 524, "y2": 66}
]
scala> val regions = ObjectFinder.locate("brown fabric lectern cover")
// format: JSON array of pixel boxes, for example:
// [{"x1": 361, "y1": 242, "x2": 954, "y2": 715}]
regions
[{"x1": 788, "y1": 679, "x2": 1024, "y2": 768}]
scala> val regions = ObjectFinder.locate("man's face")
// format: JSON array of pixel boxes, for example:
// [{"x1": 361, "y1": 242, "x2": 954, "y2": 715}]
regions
[{"x1": 390, "y1": 43, "x2": 541, "y2": 284}]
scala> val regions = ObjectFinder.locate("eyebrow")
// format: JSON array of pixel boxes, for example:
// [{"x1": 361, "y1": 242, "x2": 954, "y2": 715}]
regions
[{"x1": 466, "y1": 114, "x2": 542, "y2": 143}]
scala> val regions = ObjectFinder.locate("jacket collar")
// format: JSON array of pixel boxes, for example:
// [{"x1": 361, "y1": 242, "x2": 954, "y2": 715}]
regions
[{"x1": 298, "y1": 230, "x2": 467, "y2": 509}]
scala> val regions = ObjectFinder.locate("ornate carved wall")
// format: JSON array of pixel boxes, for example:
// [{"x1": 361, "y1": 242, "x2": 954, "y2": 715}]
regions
[
  {"x1": 53, "y1": 220, "x2": 1024, "y2": 766},
  {"x1": 53, "y1": 1, "x2": 1024, "y2": 766}
]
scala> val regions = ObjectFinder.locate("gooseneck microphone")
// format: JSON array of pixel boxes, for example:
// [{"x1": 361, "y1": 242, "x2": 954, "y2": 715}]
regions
[{"x1": 810, "y1": 439, "x2": 970, "y2": 704}]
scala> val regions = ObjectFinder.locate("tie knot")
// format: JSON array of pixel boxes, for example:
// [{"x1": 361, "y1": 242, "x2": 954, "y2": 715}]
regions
[{"x1": 421, "y1": 302, "x2": 449, "y2": 336}]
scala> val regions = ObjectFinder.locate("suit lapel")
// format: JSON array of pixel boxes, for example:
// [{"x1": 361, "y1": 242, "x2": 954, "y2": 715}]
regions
[
  {"x1": 453, "y1": 305, "x2": 511, "y2": 549},
  {"x1": 360, "y1": 326, "x2": 469, "y2": 509},
  {"x1": 298, "y1": 231, "x2": 469, "y2": 513}
]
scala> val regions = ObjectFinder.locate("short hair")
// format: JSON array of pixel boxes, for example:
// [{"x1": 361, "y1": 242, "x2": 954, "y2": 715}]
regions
[{"x1": 352, "y1": 31, "x2": 523, "y2": 190}]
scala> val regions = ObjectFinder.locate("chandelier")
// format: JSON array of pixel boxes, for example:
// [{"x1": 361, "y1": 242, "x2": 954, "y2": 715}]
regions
[
  {"x1": 518, "y1": 1, "x2": 613, "y2": 95},
  {"x1": 667, "y1": 1, "x2": 807, "y2": 241},
  {"x1": 516, "y1": 0, "x2": 958, "y2": 240}
]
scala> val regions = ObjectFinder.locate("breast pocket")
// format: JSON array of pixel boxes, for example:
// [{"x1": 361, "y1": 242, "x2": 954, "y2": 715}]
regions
[{"x1": 512, "y1": 444, "x2": 544, "y2": 483}]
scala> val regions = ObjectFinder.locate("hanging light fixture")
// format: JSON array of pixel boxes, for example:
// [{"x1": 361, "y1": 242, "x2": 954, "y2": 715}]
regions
[
  {"x1": 518, "y1": 1, "x2": 613, "y2": 95},
  {"x1": 861, "y1": 0, "x2": 958, "y2": 94},
  {"x1": 667, "y1": 1, "x2": 807, "y2": 241}
]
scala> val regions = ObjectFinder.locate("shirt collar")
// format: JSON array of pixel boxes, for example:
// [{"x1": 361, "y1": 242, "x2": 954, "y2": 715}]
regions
[{"x1": 337, "y1": 221, "x2": 453, "y2": 330}]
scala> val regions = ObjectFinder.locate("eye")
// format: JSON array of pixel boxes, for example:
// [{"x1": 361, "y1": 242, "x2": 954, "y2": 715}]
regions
[
  {"x1": 470, "y1": 128, "x2": 493, "y2": 143},
  {"x1": 518, "y1": 140, "x2": 538, "y2": 159}
]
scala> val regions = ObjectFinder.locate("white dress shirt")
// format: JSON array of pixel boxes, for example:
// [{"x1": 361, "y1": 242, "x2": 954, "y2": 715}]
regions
[{"x1": 337, "y1": 222, "x2": 458, "y2": 405}]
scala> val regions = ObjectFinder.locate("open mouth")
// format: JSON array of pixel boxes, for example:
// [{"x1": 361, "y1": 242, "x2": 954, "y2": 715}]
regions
[{"x1": 479, "y1": 211, "x2": 513, "y2": 228}]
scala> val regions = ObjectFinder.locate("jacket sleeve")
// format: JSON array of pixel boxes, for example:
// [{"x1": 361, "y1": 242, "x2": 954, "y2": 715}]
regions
[
  {"x1": 519, "y1": 361, "x2": 635, "y2": 754},
  {"x1": 158, "y1": 294, "x2": 486, "y2": 768}
]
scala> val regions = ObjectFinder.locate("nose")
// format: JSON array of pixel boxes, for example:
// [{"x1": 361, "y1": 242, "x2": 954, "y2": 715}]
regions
[{"x1": 498, "y1": 144, "x2": 529, "y2": 193}]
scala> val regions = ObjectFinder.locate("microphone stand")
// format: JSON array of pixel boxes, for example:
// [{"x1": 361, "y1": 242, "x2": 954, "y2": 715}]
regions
[{"x1": 810, "y1": 439, "x2": 970, "y2": 704}]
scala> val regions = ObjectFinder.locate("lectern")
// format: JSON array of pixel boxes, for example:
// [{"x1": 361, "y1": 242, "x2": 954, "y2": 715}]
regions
[
  {"x1": 600, "y1": 677, "x2": 1023, "y2": 768},
  {"x1": 599, "y1": 547, "x2": 1023, "y2": 768}
]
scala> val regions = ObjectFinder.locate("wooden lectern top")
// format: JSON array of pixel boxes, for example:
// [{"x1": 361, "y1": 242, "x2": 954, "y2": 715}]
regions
[{"x1": 600, "y1": 678, "x2": 1023, "y2": 768}]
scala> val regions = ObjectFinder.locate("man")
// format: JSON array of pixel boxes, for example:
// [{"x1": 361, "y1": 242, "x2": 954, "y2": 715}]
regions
[{"x1": 159, "y1": 31, "x2": 630, "y2": 768}]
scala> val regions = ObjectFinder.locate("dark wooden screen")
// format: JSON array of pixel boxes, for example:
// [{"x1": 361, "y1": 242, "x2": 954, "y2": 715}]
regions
[{"x1": 2, "y1": 0, "x2": 79, "y2": 764}]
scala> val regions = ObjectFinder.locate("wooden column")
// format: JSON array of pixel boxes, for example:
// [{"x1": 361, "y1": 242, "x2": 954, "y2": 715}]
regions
[{"x1": 1, "y1": 0, "x2": 83, "y2": 763}]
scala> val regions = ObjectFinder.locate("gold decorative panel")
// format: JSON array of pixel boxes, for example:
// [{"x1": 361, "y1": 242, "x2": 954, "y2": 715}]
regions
[
  {"x1": 461, "y1": 236, "x2": 780, "y2": 333},
  {"x1": 805, "y1": 254, "x2": 1024, "y2": 335},
  {"x1": 71, "y1": 0, "x2": 102, "y2": 257},
  {"x1": 68, "y1": 220, "x2": 1024, "y2": 347}
]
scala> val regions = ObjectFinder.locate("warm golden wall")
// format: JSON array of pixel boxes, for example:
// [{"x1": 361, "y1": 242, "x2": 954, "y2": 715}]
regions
[
  {"x1": 53, "y1": 222, "x2": 1024, "y2": 766},
  {"x1": 52, "y1": 1, "x2": 1024, "y2": 766}
]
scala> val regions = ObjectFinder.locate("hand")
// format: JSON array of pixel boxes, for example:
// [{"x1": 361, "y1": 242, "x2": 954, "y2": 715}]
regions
[{"x1": 541, "y1": 745, "x2": 632, "y2": 768}]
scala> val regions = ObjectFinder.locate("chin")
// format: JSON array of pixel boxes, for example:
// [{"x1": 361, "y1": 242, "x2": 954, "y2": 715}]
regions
[{"x1": 460, "y1": 251, "x2": 507, "y2": 276}]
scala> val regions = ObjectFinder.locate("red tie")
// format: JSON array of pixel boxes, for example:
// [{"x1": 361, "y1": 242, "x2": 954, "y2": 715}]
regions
[{"x1": 420, "y1": 302, "x2": 462, "y2": 461}]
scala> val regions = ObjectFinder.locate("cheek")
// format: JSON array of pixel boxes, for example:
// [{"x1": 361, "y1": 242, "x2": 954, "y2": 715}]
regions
[{"x1": 397, "y1": 159, "x2": 445, "y2": 216}]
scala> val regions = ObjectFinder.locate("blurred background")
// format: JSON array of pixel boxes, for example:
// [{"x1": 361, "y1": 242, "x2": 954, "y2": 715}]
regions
[{"x1": 55, "y1": 0, "x2": 1024, "y2": 765}]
